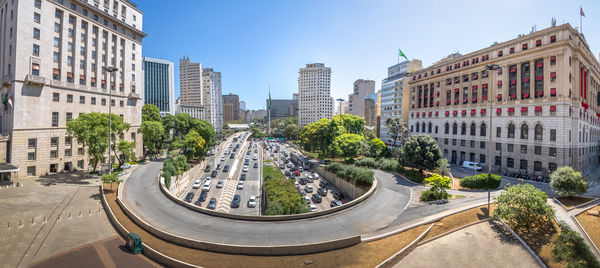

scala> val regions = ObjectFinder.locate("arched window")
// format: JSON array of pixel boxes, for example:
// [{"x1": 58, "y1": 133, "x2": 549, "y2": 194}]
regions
[
  {"x1": 452, "y1": 123, "x2": 457, "y2": 135},
  {"x1": 461, "y1": 123, "x2": 466, "y2": 135},
  {"x1": 422, "y1": 122, "x2": 427, "y2": 133},
  {"x1": 521, "y1": 124, "x2": 529, "y2": 139},
  {"x1": 480, "y1": 123, "x2": 486, "y2": 136},
  {"x1": 428, "y1": 122, "x2": 432, "y2": 133},
  {"x1": 520, "y1": 159, "x2": 528, "y2": 169},
  {"x1": 508, "y1": 123, "x2": 515, "y2": 138},
  {"x1": 470, "y1": 123, "x2": 476, "y2": 136},
  {"x1": 445, "y1": 123, "x2": 449, "y2": 134},
  {"x1": 534, "y1": 124, "x2": 543, "y2": 141},
  {"x1": 416, "y1": 123, "x2": 420, "y2": 132}
]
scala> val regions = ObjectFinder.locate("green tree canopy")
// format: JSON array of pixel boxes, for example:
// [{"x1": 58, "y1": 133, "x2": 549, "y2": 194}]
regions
[
  {"x1": 329, "y1": 133, "x2": 365, "y2": 160},
  {"x1": 118, "y1": 140, "x2": 136, "y2": 164},
  {"x1": 139, "y1": 121, "x2": 165, "y2": 157},
  {"x1": 493, "y1": 184, "x2": 555, "y2": 230},
  {"x1": 552, "y1": 223, "x2": 600, "y2": 268},
  {"x1": 142, "y1": 104, "x2": 162, "y2": 122},
  {"x1": 368, "y1": 138, "x2": 387, "y2": 158},
  {"x1": 550, "y1": 166, "x2": 589, "y2": 198},
  {"x1": 179, "y1": 130, "x2": 206, "y2": 160},
  {"x1": 331, "y1": 114, "x2": 365, "y2": 135},
  {"x1": 385, "y1": 117, "x2": 409, "y2": 147},
  {"x1": 284, "y1": 124, "x2": 298, "y2": 140},
  {"x1": 398, "y1": 134, "x2": 442, "y2": 174}
]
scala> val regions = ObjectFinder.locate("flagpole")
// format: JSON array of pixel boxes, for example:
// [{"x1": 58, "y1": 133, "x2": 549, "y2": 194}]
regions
[
  {"x1": 580, "y1": 5, "x2": 583, "y2": 34},
  {"x1": 268, "y1": 86, "x2": 271, "y2": 136}
]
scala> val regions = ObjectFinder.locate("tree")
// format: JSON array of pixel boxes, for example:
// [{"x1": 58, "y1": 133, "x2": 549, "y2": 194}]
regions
[
  {"x1": 265, "y1": 202, "x2": 285, "y2": 215},
  {"x1": 67, "y1": 112, "x2": 109, "y2": 172},
  {"x1": 142, "y1": 104, "x2": 161, "y2": 123},
  {"x1": 552, "y1": 223, "x2": 600, "y2": 268},
  {"x1": 162, "y1": 159, "x2": 177, "y2": 188},
  {"x1": 180, "y1": 130, "x2": 206, "y2": 160},
  {"x1": 492, "y1": 184, "x2": 555, "y2": 230},
  {"x1": 420, "y1": 173, "x2": 451, "y2": 201},
  {"x1": 117, "y1": 140, "x2": 136, "y2": 164},
  {"x1": 385, "y1": 117, "x2": 409, "y2": 147},
  {"x1": 107, "y1": 114, "x2": 131, "y2": 166},
  {"x1": 101, "y1": 173, "x2": 122, "y2": 191},
  {"x1": 368, "y1": 138, "x2": 387, "y2": 158},
  {"x1": 189, "y1": 118, "x2": 216, "y2": 156},
  {"x1": 329, "y1": 133, "x2": 365, "y2": 161},
  {"x1": 139, "y1": 121, "x2": 165, "y2": 158},
  {"x1": 331, "y1": 114, "x2": 365, "y2": 135},
  {"x1": 550, "y1": 166, "x2": 589, "y2": 198},
  {"x1": 435, "y1": 158, "x2": 450, "y2": 178},
  {"x1": 284, "y1": 124, "x2": 298, "y2": 140},
  {"x1": 398, "y1": 134, "x2": 442, "y2": 175}
]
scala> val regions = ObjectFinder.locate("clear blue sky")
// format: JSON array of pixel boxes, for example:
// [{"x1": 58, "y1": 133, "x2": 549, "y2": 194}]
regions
[{"x1": 139, "y1": 0, "x2": 599, "y2": 110}]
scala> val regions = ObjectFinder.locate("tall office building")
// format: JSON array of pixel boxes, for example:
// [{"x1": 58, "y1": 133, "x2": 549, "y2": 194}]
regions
[
  {"x1": 223, "y1": 93, "x2": 239, "y2": 122},
  {"x1": 179, "y1": 56, "x2": 202, "y2": 106},
  {"x1": 348, "y1": 79, "x2": 375, "y2": 118},
  {"x1": 0, "y1": 0, "x2": 145, "y2": 178},
  {"x1": 365, "y1": 93, "x2": 378, "y2": 127},
  {"x1": 203, "y1": 68, "x2": 223, "y2": 130},
  {"x1": 298, "y1": 63, "x2": 333, "y2": 127},
  {"x1": 266, "y1": 98, "x2": 297, "y2": 120},
  {"x1": 407, "y1": 23, "x2": 600, "y2": 176},
  {"x1": 379, "y1": 60, "x2": 422, "y2": 144},
  {"x1": 143, "y1": 57, "x2": 174, "y2": 116},
  {"x1": 239, "y1": 100, "x2": 246, "y2": 111}
]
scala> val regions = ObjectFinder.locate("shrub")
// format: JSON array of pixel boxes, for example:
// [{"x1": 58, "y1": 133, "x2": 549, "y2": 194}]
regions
[
  {"x1": 355, "y1": 157, "x2": 377, "y2": 168},
  {"x1": 420, "y1": 189, "x2": 448, "y2": 201},
  {"x1": 325, "y1": 162, "x2": 374, "y2": 186},
  {"x1": 263, "y1": 166, "x2": 308, "y2": 215},
  {"x1": 460, "y1": 173, "x2": 502, "y2": 189},
  {"x1": 552, "y1": 222, "x2": 600, "y2": 268},
  {"x1": 401, "y1": 169, "x2": 424, "y2": 184},
  {"x1": 493, "y1": 184, "x2": 555, "y2": 230},
  {"x1": 378, "y1": 159, "x2": 399, "y2": 172}
]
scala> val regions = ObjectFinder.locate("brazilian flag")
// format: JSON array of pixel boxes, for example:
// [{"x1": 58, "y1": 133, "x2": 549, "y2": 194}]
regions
[{"x1": 399, "y1": 49, "x2": 408, "y2": 61}]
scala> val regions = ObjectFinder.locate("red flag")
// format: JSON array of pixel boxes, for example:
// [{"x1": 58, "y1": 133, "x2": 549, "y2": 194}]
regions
[{"x1": 581, "y1": 7, "x2": 585, "y2": 17}]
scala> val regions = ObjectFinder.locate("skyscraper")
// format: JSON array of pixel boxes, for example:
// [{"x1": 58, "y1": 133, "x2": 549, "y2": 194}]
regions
[
  {"x1": 239, "y1": 101, "x2": 246, "y2": 111},
  {"x1": 143, "y1": 57, "x2": 174, "y2": 116},
  {"x1": 348, "y1": 79, "x2": 375, "y2": 118},
  {"x1": 0, "y1": 0, "x2": 145, "y2": 177},
  {"x1": 223, "y1": 93, "x2": 239, "y2": 122},
  {"x1": 203, "y1": 68, "x2": 223, "y2": 130},
  {"x1": 179, "y1": 56, "x2": 202, "y2": 106},
  {"x1": 298, "y1": 63, "x2": 333, "y2": 127}
]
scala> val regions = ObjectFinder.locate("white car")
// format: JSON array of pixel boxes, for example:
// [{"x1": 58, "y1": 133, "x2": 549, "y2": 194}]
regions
[
  {"x1": 192, "y1": 180, "x2": 201, "y2": 189},
  {"x1": 309, "y1": 204, "x2": 317, "y2": 212},
  {"x1": 242, "y1": 165, "x2": 248, "y2": 172},
  {"x1": 237, "y1": 181, "x2": 244, "y2": 190},
  {"x1": 313, "y1": 173, "x2": 319, "y2": 180},
  {"x1": 224, "y1": 149, "x2": 229, "y2": 154},
  {"x1": 202, "y1": 181, "x2": 211, "y2": 191},
  {"x1": 304, "y1": 196, "x2": 311, "y2": 204},
  {"x1": 220, "y1": 156, "x2": 226, "y2": 161},
  {"x1": 120, "y1": 163, "x2": 131, "y2": 169},
  {"x1": 253, "y1": 154, "x2": 258, "y2": 160},
  {"x1": 205, "y1": 177, "x2": 212, "y2": 184},
  {"x1": 248, "y1": 195, "x2": 257, "y2": 208},
  {"x1": 462, "y1": 161, "x2": 483, "y2": 171}
]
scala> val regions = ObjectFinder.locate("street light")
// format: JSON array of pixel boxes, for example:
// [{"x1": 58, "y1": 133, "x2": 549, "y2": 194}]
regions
[
  {"x1": 336, "y1": 98, "x2": 345, "y2": 115},
  {"x1": 104, "y1": 66, "x2": 118, "y2": 175},
  {"x1": 485, "y1": 64, "x2": 500, "y2": 217}
]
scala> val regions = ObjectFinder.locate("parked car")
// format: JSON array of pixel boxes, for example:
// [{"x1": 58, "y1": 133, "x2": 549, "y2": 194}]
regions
[
  {"x1": 184, "y1": 192, "x2": 194, "y2": 202},
  {"x1": 317, "y1": 187, "x2": 328, "y2": 196},
  {"x1": 304, "y1": 196, "x2": 311, "y2": 205},
  {"x1": 299, "y1": 189, "x2": 306, "y2": 196},
  {"x1": 305, "y1": 185, "x2": 313, "y2": 193},
  {"x1": 220, "y1": 156, "x2": 226, "y2": 161},
  {"x1": 211, "y1": 170, "x2": 218, "y2": 177},
  {"x1": 204, "y1": 165, "x2": 211, "y2": 172},
  {"x1": 192, "y1": 180, "x2": 201, "y2": 189},
  {"x1": 223, "y1": 165, "x2": 230, "y2": 172},
  {"x1": 299, "y1": 178, "x2": 307, "y2": 185},
  {"x1": 306, "y1": 175, "x2": 314, "y2": 183},
  {"x1": 311, "y1": 194, "x2": 322, "y2": 203},
  {"x1": 230, "y1": 153, "x2": 235, "y2": 159},
  {"x1": 319, "y1": 180, "x2": 328, "y2": 188},
  {"x1": 298, "y1": 166, "x2": 304, "y2": 172},
  {"x1": 231, "y1": 194, "x2": 240, "y2": 208},
  {"x1": 312, "y1": 173, "x2": 319, "y2": 180},
  {"x1": 330, "y1": 199, "x2": 342, "y2": 207},
  {"x1": 240, "y1": 173, "x2": 247, "y2": 180},
  {"x1": 216, "y1": 180, "x2": 223, "y2": 188},
  {"x1": 284, "y1": 171, "x2": 291, "y2": 176},
  {"x1": 247, "y1": 195, "x2": 257, "y2": 208},
  {"x1": 237, "y1": 181, "x2": 244, "y2": 190},
  {"x1": 207, "y1": 198, "x2": 217, "y2": 209},
  {"x1": 294, "y1": 170, "x2": 301, "y2": 177},
  {"x1": 198, "y1": 191, "x2": 207, "y2": 202},
  {"x1": 462, "y1": 161, "x2": 483, "y2": 171},
  {"x1": 309, "y1": 204, "x2": 317, "y2": 212},
  {"x1": 333, "y1": 192, "x2": 343, "y2": 201},
  {"x1": 242, "y1": 165, "x2": 248, "y2": 172},
  {"x1": 253, "y1": 162, "x2": 258, "y2": 168}
]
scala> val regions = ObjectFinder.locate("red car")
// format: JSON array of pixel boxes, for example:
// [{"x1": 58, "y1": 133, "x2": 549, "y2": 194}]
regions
[{"x1": 294, "y1": 170, "x2": 300, "y2": 177}]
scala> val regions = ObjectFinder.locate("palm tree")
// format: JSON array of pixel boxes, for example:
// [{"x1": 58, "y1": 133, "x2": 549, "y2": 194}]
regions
[{"x1": 435, "y1": 158, "x2": 450, "y2": 178}]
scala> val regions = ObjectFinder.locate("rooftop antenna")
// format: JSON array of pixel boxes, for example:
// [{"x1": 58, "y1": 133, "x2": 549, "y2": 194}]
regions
[{"x1": 551, "y1": 17, "x2": 557, "y2": 27}]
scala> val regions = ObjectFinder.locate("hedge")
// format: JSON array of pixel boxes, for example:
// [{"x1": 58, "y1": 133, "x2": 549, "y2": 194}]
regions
[
  {"x1": 325, "y1": 162, "x2": 374, "y2": 186},
  {"x1": 459, "y1": 173, "x2": 501, "y2": 189},
  {"x1": 353, "y1": 157, "x2": 424, "y2": 183}
]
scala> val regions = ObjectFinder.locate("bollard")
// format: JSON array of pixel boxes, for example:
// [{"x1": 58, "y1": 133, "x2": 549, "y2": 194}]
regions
[
  {"x1": 68, "y1": 212, "x2": 71, "y2": 218},
  {"x1": 79, "y1": 211, "x2": 81, "y2": 217},
  {"x1": 31, "y1": 217, "x2": 34, "y2": 224},
  {"x1": 19, "y1": 219, "x2": 22, "y2": 227},
  {"x1": 7, "y1": 221, "x2": 9, "y2": 228},
  {"x1": 43, "y1": 216, "x2": 46, "y2": 223},
  {"x1": 89, "y1": 208, "x2": 91, "y2": 215}
]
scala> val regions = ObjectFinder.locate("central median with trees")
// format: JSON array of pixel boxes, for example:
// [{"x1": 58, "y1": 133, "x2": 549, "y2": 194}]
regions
[{"x1": 262, "y1": 165, "x2": 310, "y2": 215}]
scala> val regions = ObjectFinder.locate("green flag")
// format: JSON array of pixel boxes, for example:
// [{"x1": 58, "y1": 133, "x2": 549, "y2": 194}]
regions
[
  {"x1": 268, "y1": 91, "x2": 272, "y2": 110},
  {"x1": 398, "y1": 49, "x2": 408, "y2": 60}
]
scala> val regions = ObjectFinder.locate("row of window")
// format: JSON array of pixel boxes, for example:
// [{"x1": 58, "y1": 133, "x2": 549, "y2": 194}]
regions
[
  {"x1": 412, "y1": 106, "x2": 558, "y2": 118},
  {"x1": 26, "y1": 160, "x2": 85, "y2": 176},
  {"x1": 412, "y1": 121, "x2": 556, "y2": 141},
  {"x1": 51, "y1": 92, "x2": 124, "y2": 106}
]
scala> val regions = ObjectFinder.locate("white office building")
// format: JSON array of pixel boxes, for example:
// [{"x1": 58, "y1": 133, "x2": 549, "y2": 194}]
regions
[{"x1": 298, "y1": 63, "x2": 333, "y2": 127}]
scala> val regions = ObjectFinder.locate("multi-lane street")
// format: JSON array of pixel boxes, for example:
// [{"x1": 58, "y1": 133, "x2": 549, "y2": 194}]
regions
[{"x1": 181, "y1": 131, "x2": 262, "y2": 215}]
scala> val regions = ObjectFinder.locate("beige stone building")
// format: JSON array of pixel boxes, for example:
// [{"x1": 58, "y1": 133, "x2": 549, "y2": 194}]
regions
[
  {"x1": 0, "y1": 0, "x2": 145, "y2": 178},
  {"x1": 348, "y1": 79, "x2": 374, "y2": 118},
  {"x1": 407, "y1": 23, "x2": 600, "y2": 176}
]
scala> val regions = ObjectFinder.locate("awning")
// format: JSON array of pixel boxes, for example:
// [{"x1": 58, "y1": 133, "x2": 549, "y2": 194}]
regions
[
  {"x1": 80, "y1": 75, "x2": 85, "y2": 80},
  {"x1": 470, "y1": 110, "x2": 476, "y2": 115},
  {"x1": 482, "y1": 84, "x2": 488, "y2": 89},
  {"x1": 0, "y1": 163, "x2": 19, "y2": 173},
  {"x1": 536, "y1": 62, "x2": 543, "y2": 68},
  {"x1": 550, "y1": 106, "x2": 556, "y2": 112},
  {"x1": 445, "y1": 111, "x2": 450, "y2": 116},
  {"x1": 67, "y1": 72, "x2": 73, "y2": 78},
  {"x1": 550, "y1": 72, "x2": 556, "y2": 78},
  {"x1": 472, "y1": 85, "x2": 478, "y2": 90},
  {"x1": 496, "y1": 108, "x2": 502, "y2": 114},
  {"x1": 461, "y1": 110, "x2": 467, "y2": 115},
  {"x1": 521, "y1": 107, "x2": 528, "y2": 112},
  {"x1": 550, "y1": 56, "x2": 556, "y2": 61},
  {"x1": 453, "y1": 110, "x2": 458, "y2": 115},
  {"x1": 507, "y1": 107, "x2": 515, "y2": 113},
  {"x1": 53, "y1": 69, "x2": 60, "y2": 75},
  {"x1": 497, "y1": 81, "x2": 502, "y2": 86},
  {"x1": 91, "y1": 77, "x2": 96, "y2": 83},
  {"x1": 534, "y1": 106, "x2": 542, "y2": 112},
  {"x1": 480, "y1": 109, "x2": 486, "y2": 114},
  {"x1": 550, "y1": 88, "x2": 556, "y2": 95}
]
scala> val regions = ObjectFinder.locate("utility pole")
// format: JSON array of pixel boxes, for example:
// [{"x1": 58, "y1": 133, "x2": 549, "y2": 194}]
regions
[{"x1": 105, "y1": 67, "x2": 118, "y2": 175}]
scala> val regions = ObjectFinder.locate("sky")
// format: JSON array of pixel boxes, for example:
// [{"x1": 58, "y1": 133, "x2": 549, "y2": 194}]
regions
[{"x1": 139, "y1": 0, "x2": 600, "y2": 110}]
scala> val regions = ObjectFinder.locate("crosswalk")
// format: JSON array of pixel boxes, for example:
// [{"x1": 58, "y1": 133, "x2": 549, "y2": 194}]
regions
[{"x1": 216, "y1": 180, "x2": 237, "y2": 213}]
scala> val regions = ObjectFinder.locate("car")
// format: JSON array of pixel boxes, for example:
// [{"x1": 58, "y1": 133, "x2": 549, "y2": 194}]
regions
[
  {"x1": 253, "y1": 154, "x2": 258, "y2": 160},
  {"x1": 236, "y1": 144, "x2": 240, "y2": 148},
  {"x1": 220, "y1": 156, "x2": 226, "y2": 161},
  {"x1": 284, "y1": 171, "x2": 291, "y2": 176},
  {"x1": 216, "y1": 163, "x2": 221, "y2": 170},
  {"x1": 247, "y1": 151, "x2": 251, "y2": 155},
  {"x1": 248, "y1": 195, "x2": 257, "y2": 208},
  {"x1": 242, "y1": 165, "x2": 248, "y2": 172},
  {"x1": 237, "y1": 181, "x2": 244, "y2": 190},
  {"x1": 224, "y1": 149, "x2": 229, "y2": 154},
  {"x1": 253, "y1": 162, "x2": 258, "y2": 168},
  {"x1": 240, "y1": 173, "x2": 247, "y2": 180},
  {"x1": 198, "y1": 191, "x2": 208, "y2": 202},
  {"x1": 309, "y1": 204, "x2": 317, "y2": 212},
  {"x1": 319, "y1": 160, "x2": 330, "y2": 165},
  {"x1": 294, "y1": 181, "x2": 299, "y2": 187},
  {"x1": 120, "y1": 163, "x2": 131, "y2": 169},
  {"x1": 330, "y1": 199, "x2": 342, "y2": 207},
  {"x1": 230, "y1": 153, "x2": 235, "y2": 159},
  {"x1": 462, "y1": 161, "x2": 483, "y2": 171},
  {"x1": 304, "y1": 196, "x2": 311, "y2": 204},
  {"x1": 244, "y1": 159, "x2": 249, "y2": 164},
  {"x1": 306, "y1": 175, "x2": 314, "y2": 183},
  {"x1": 298, "y1": 166, "x2": 304, "y2": 172},
  {"x1": 216, "y1": 180, "x2": 224, "y2": 188},
  {"x1": 209, "y1": 149, "x2": 215, "y2": 155},
  {"x1": 229, "y1": 144, "x2": 233, "y2": 148},
  {"x1": 211, "y1": 170, "x2": 218, "y2": 177},
  {"x1": 192, "y1": 180, "x2": 201, "y2": 189},
  {"x1": 287, "y1": 163, "x2": 293, "y2": 168},
  {"x1": 333, "y1": 191, "x2": 343, "y2": 201},
  {"x1": 305, "y1": 185, "x2": 313, "y2": 193},
  {"x1": 312, "y1": 173, "x2": 320, "y2": 180},
  {"x1": 299, "y1": 178, "x2": 307, "y2": 185},
  {"x1": 317, "y1": 187, "x2": 328, "y2": 196},
  {"x1": 184, "y1": 192, "x2": 194, "y2": 202},
  {"x1": 204, "y1": 165, "x2": 211, "y2": 172},
  {"x1": 319, "y1": 180, "x2": 328, "y2": 188},
  {"x1": 294, "y1": 170, "x2": 301, "y2": 177},
  {"x1": 205, "y1": 177, "x2": 212, "y2": 183},
  {"x1": 207, "y1": 198, "x2": 217, "y2": 209},
  {"x1": 231, "y1": 194, "x2": 240, "y2": 208},
  {"x1": 223, "y1": 165, "x2": 230, "y2": 172},
  {"x1": 312, "y1": 194, "x2": 322, "y2": 203},
  {"x1": 202, "y1": 181, "x2": 211, "y2": 191},
  {"x1": 299, "y1": 189, "x2": 306, "y2": 196}
]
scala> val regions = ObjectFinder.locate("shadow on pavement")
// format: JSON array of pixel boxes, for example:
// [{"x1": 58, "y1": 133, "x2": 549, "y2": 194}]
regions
[{"x1": 35, "y1": 172, "x2": 97, "y2": 186}]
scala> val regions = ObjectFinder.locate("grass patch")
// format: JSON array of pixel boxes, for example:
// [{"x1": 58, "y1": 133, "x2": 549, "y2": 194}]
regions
[
  {"x1": 262, "y1": 165, "x2": 308, "y2": 215},
  {"x1": 556, "y1": 196, "x2": 597, "y2": 209},
  {"x1": 575, "y1": 205, "x2": 600, "y2": 254},
  {"x1": 264, "y1": 159, "x2": 273, "y2": 163}
]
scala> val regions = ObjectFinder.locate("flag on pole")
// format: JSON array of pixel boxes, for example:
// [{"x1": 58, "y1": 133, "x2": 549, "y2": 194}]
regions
[
  {"x1": 268, "y1": 91, "x2": 272, "y2": 110},
  {"x1": 398, "y1": 49, "x2": 408, "y2": 61},
  {"x1": 580, "y1": 6, "x2": 585, "y2": 17}
]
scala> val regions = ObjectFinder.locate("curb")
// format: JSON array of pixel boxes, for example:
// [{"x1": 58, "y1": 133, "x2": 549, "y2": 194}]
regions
[
  {"x1": 374, "y1": 224, "x2": 434, "y2": 268},
  {"x1": 498, "y1": 219, "x2": 547, "y2": 268},
  {"x1": 571, "y1": 207, "x2": 600, "y2": 259},
  {"x1": 417, "y1": 218, "x2": 490, "y2": 246},
  {"x1": 362, "y1": 201, "x2": 488, "y2": 242},
  {"x1": 99, "y1": 185, "x2": 201, "y2": 268},
  {"x1": 553, "y1": 196, "x2": 599, "y2": 212}
]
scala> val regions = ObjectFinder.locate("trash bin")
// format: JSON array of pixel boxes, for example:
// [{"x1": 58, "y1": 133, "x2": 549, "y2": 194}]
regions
[{"x1": 126, "y1": 233, "x2": 143, "y2": 254}]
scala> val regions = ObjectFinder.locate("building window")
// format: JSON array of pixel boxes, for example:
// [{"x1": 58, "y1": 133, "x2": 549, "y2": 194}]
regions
[
  {"x1": 496, "y1": 127, "x2": 501, "y2": 138},
  {"x1": 452, "y1": 123, "x2": 457, "y2": 135},
  {"x1": 507, "y1": 158, "x2": 514, "y2": 168},
  {"x1": 67, "y1": 94, "x2": 73, "y2": 103},
  {"x1": 461, "y1": 123, "x2": 466, "y2": 135},
  {"x1": 470, "y1": 140, "x2": 475, "y2": 148},
  {"x1": 470, "y1": 123, "x2": 476, "y2": 136},
  {"x1": 110, "y1": 99, "x2": 115, "y2": 106},
  {"x1": 535, "y1": 146, "x2": 541, "y2": 155},
  {"x1": 34, "y1": 0, "x2": 41, "y2": 8},
  {"x1": 28, "y1": 152, "x2": 36, "y2": 160},
  {"x1": 549, "y1": 147, "x2": 556, "y2": 156},
  {"x1": 66, "y1": 112, "x2": 72, "y2": 122},
  {"x1": 520, "y1": 124, "x2": 528, "y2": 139},
  {"x1": 33, "y1": 12, "x2": 40, "y2": 23},
  {"x1": 461, "y1": 140, "x2": 466, "y2": 147},
  {"x1": 480, "y1": 141, "x2": 485, "y2": 149},
  {"x1": 52, "y1": 112, "x2": 59, "y2": 126},
  {"x1": 50, "y1": 150, "x2": 58, "y2": 158},
  {"x1": 550, "y1": 129, "x2": 556, "y2": 141},
  {"x1": 507, "y1": 144, "x2": 514, "y2": 152},
  {"x1": 31, "y1": 63, "x2": 40, "y2": 76},
  {"x1": 508, "y1": 123, "x2": 515, "y2": 138},
  {"x1": 65, "y1": 149, "x2": 71, "y2": 157},
  {"x1": 27, "y1": 166, "x2": 36, "y2": 176},
  {"x1": 33, "y1": 27, "x2": 40, "y2": 39},
  {"x1": 479, "y1": 154, "x2": 486, "y2": 164},
  {"x1": 444, "y1": 123, "x2": 449, "y2": 134},
  {"x1": 534, "y1": 124, "x2": 543, "y2": 141},
  {"x1": 51, "y1": 137, "x2": 58, "y2": 147},
  {"x1": 495, "y1": 156, "x2": 501, "y2": 166},
  {"x1": 33, "y1": 44, "x2": 40, "y2": 56},
  {"x1": 520, "y1": 145, "x2": 527, "y2": 154},
  {"x1": 444, "y1": 138, "x2": 448, "y2": 145},
  {"x1": 119, "y1": 100, "x2": 124, "y2": 107},
  {"x1": 78, "y1": 147, "x2": 84, "y2": 155},
  {"x1": 496, "y1": 143, "x2": 501, "y2": 151},
  {"x1": 80, "y1": 96, "x2": 85, "y2": 104},
  {"x1": 520, "y1": 159, "x2": 528, "y2": 170},
  {"x1": 28, "y1": 138, "x2": 37, "y2": 148},
  {"x1": 77, "y1": 160, "x2": 84, "y2": 169},
  {"x1": 549, "y1": 163, "x2": 557, "y2": 172},
  {"x1": 53, "y1": 93, "x2": 59, "y2": 102},
  {"x1": 534, "y1": 161, "x2": 542, "y2": 171},
  {"x1": 91, "y1": 97, "x2": 96, "y2": 105},
  {"x1": 101, "y1": 98, "x2": 106, "y2": 106}
]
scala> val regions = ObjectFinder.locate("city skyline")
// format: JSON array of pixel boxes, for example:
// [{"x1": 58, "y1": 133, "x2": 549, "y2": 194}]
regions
[{"x1": 140, "y1": 0, "x2": 600, "y2": 110}]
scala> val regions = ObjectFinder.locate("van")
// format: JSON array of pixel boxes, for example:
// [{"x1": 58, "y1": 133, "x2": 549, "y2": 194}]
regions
[
  {"x1": 202, "y1": 180, "x2": 211, "y2": 191},
  {"x1": 462, "y1": 161, "x2": 483, "y2": 171}
]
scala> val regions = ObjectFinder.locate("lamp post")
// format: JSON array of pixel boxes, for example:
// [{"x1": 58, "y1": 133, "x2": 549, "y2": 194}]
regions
[
  {"x1": 104, "y1": 67, "x2": 118, "y2": 175},
  {"x1": 336, "y1": 98, "x2": 345, "y2": 115},
  {"x1": 485, "y1": 64, "x2": 500, "y2": 217}
]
